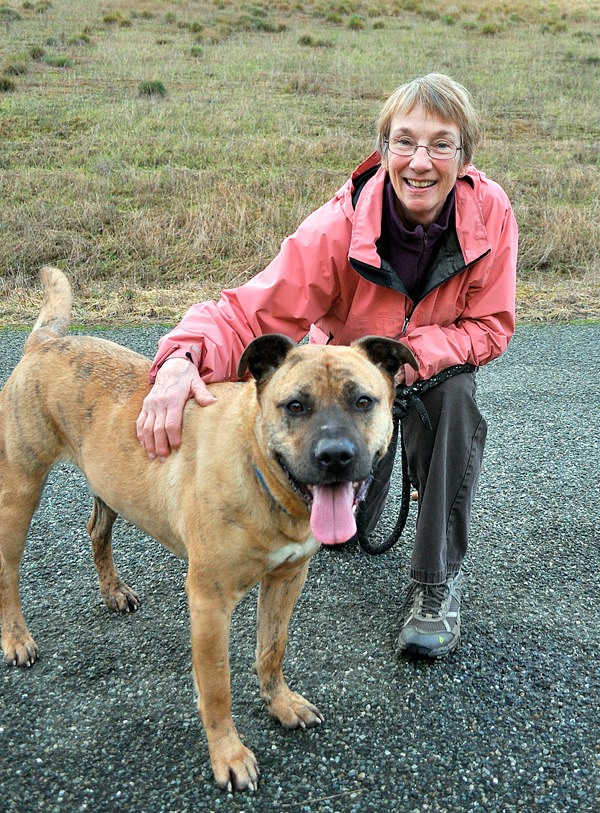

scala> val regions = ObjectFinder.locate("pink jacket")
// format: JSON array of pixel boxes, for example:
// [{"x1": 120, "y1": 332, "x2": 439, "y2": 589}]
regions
[{"x1": 149, "y1": 153, "x2": 517, "y2": 386}]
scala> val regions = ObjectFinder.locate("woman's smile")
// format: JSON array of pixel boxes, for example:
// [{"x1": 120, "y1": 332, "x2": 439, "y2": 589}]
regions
[{"x1": 404, "y1": 178, "x2": 437, "y2": 189}]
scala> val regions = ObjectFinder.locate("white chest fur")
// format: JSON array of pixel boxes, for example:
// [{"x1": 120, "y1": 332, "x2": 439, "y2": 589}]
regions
[{"x1": 267, "y1": 536, "x2": 320, "y2": 570}]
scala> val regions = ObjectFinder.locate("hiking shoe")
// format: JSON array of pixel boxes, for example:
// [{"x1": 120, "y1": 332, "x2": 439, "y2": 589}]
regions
[{"x1": 397, "y1": 570, "x2": 463, "y2": 658}]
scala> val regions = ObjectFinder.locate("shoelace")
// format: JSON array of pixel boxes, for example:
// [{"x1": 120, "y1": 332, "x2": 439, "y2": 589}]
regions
[
  {"x1": 402, "y1": 582, "x2": 448, "y2": 618},
  {"x1": 417, "y1": 583, "x2": 448, "y2": 617}
]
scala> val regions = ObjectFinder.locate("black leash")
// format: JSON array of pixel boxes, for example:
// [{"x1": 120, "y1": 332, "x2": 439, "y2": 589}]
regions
[{"x1": 356, "y1": 363, "x2": 476, "y2": 555}]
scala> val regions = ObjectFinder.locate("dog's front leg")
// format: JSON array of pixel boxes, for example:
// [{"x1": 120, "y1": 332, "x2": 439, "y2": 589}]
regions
[
  {"x1": 186, "y1": 575, "x2": 259, "y2": 792},
  {"x1": 255, "y1": 559, "x2": 324, "y2": 729}
]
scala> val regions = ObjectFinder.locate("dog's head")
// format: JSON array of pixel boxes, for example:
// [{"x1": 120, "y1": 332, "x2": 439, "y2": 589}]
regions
[{"x1": 238, "y1": 334, "x2": 418, "y2": 546}]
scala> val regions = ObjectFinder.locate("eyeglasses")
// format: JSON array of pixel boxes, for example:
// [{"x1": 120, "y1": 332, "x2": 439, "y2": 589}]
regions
[{"x1": 384, "y1": 137, "x2": 463, "y2": 161}]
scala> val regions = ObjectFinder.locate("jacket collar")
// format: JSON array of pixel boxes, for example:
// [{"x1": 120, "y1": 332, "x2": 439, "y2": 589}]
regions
[{"x1": 346, "y1": 154, "x2": 492, "y2": 291}]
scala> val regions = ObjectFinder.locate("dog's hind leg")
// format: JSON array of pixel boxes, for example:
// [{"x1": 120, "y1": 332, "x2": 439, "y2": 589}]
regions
[
  {"x1": 0, "y1": 477, "x2": 46, "y2": 667},
  {"x1": 255, "y1": 559, "x2": 324, "y2": 730},
  {"x1": 87, "y1": 496, "x2": 140, "y2": 613}
]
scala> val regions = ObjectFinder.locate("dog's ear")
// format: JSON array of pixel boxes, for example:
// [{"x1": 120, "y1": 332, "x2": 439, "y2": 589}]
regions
[
  {"x1": 237, "y1": 334, "x2": 297, "y2": 382},
  {"x1": 353, "y1": 336, "x2": 419, "y2": 377}
]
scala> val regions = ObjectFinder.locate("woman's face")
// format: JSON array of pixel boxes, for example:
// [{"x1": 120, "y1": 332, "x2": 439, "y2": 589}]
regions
[{"x1": 383, "y1": 104, "x2": 468, "y2": 229}]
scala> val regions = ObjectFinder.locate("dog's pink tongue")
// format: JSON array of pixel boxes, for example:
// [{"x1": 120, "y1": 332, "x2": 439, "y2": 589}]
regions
[{"x1": 310, "y1": 482, "x2": 356, "y2": 545}]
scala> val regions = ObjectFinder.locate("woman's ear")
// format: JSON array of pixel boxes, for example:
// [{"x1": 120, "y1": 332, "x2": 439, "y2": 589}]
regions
[{"x1": 457, "y1": 159, "x2": 470, "y2": 178}]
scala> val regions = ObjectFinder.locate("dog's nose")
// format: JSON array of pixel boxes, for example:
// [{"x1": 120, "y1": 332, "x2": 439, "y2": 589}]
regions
[{"x1": 313, "y1": 438, "x2": 356, "y2": 472}]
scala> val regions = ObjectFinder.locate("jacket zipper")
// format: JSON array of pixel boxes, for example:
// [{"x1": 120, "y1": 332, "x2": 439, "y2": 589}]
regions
[
  {"x1": 397, "y1": 246, "x2": 492, "y2": 338},
  {"x1": 400, "y1": 310, "x2": 411, "y2": 337},
  {"x1": 396, "y1": 296, "x2": 415, "y2": 337}
]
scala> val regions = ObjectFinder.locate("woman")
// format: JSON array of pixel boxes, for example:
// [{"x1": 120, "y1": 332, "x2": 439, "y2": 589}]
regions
[{"x1": 137, "y1": 73, "x2": 518, "y2": 658}]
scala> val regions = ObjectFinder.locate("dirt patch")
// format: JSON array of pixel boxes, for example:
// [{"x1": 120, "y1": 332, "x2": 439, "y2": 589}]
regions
[
  {"x1": 1, "y1": 278, "x2": 598, "y2": 327},
  {"x1": 514, "y1": 277, "x2": 600, "y2": 323}
]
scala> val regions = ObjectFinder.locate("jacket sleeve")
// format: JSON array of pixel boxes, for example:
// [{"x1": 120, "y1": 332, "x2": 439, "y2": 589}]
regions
[
  {"x1": 403, "y1": 190, "x2": 518, "y2": 383},
  {"x1": 148, "y1": 196, "x2": 353, "y2": 383}
]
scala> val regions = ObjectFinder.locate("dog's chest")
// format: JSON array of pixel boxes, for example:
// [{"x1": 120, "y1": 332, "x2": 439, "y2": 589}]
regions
[{"x1": 267, "y1": 536, "x2": 320, "y2": 570}]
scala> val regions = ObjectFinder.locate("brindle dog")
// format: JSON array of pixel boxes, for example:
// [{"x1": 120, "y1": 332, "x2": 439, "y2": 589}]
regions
[{"x1": 0, "y1": 267, "x2": 417, "y2": 791}]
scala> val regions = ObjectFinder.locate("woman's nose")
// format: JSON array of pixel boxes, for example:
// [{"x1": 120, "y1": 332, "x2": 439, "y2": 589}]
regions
[{"x1": 409, "y1": 145, "x2": 433, "y2": 170}]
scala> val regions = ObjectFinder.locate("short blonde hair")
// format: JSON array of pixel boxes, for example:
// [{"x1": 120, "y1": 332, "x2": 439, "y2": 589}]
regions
[{"x1": 376, "y1": 73, "x2": 480, "y2": 165}]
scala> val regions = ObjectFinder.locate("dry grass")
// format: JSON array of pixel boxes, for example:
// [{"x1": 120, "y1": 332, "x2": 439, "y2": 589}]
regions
[
  {"x1": 2, "y1": 272, "x2": 598, "y2": 327},
  {"x1": 1, "y1": 0, "x2": 599, "y2": 325}
]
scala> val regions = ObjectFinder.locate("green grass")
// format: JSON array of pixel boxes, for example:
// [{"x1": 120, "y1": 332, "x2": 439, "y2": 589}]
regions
[{"x1": 0, "y1": 0, "x2": 599, "y2": 324}]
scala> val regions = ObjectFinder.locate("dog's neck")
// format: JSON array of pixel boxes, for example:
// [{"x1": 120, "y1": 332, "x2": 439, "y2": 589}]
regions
[{"x1": 252, "y1": 465, "x2": 290, "y2": 515}]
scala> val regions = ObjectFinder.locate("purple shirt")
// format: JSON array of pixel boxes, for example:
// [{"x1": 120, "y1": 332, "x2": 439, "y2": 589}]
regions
[{"x1": 379, "y1": 176, "x2": 455, "y2": 302}]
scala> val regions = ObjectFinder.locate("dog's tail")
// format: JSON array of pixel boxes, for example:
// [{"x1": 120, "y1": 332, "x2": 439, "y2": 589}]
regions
[{"x1": 23, "y1": 266, "x2": 73, "y2": 354}]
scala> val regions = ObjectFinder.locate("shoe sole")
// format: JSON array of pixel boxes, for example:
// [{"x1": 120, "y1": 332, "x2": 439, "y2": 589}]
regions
[{"x1": 398, "y1": 635, "x2": 460, "y2": 659}]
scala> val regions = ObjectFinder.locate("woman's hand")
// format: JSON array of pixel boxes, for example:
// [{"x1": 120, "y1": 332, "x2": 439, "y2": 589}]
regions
[
  {"x1": 395, "y1": 367, "x2": 406, "y2": 386},
  {"x1": 136, "y1": 358, "x2": 216, "y2": 461}
]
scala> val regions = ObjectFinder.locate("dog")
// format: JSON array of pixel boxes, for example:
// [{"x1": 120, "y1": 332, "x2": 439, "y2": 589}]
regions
[{"x1": 0, "y1": 267, "x2": 418, "y2": 791}]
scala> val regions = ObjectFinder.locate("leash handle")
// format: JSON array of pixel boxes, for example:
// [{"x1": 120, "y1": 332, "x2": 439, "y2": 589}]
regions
[
  {"x1": 355, "y1": 418, "x2": 410, "y2": 555},
  {"x1": 356, "y1": 363, "x2": 476, "y2": 555}
]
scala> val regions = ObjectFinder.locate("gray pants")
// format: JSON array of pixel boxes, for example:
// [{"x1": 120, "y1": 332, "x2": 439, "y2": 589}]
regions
[{"x1": 360, "y1": 370, "x2": 487, "y2": 585}]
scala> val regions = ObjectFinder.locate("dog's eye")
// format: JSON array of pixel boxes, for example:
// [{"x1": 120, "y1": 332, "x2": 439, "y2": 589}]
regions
[
  {"x1": 355, "y1": 396, "x2": 374, "y2": 411},
  {"x1": 285, "y1": 400, "x2": 305, "y2": 415}
]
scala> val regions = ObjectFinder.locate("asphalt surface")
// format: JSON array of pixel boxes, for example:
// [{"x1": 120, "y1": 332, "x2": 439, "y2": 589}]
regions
[{"x1": 0, "y1": 322, "x2": 598, "y2": 813}]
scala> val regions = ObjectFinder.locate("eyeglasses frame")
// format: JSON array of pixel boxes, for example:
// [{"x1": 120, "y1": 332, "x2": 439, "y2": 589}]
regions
[{"x1": 383, "y1": 140, "x2": 463, "y2": 161}]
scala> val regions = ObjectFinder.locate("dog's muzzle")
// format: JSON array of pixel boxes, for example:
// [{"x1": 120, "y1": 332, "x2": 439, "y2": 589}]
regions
[{"x1": 277, "y1": 455, "x2": 373, "y2": 546}]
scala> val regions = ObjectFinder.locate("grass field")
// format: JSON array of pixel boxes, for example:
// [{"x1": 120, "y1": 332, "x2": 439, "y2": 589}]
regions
[{"x1": 1, "y1": 0, "x2": 599, "y2": 324}]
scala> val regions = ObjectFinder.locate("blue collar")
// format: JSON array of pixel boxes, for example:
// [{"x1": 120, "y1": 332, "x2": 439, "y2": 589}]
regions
[{"x1": 253, "y1": 465, "x2": 290, "y2": 515}]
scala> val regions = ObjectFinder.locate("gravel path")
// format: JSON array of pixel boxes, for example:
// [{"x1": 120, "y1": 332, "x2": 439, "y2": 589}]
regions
[{"x1": 1, "y1": 323, "x2": 598, "y2": 813}]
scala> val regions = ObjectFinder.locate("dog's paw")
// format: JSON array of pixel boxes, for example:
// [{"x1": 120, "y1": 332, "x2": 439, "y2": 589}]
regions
[
  {"x1": 211, "y1": 739, "x2": 260, "y2": 793},
  {"x1": 101, "y1": 581, "x2": 141, "y2": 613},
  {"x1": 2, "y1": 632, "x2": 39, "y2": 668},
  {"x1": 267, "y1": 689, "x2": 324, "y2": 730}
]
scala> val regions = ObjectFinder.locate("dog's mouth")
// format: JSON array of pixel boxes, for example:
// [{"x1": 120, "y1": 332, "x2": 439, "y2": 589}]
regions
[{"x1": 277, "y1": 456, "x2": 372, "y2": 546}]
